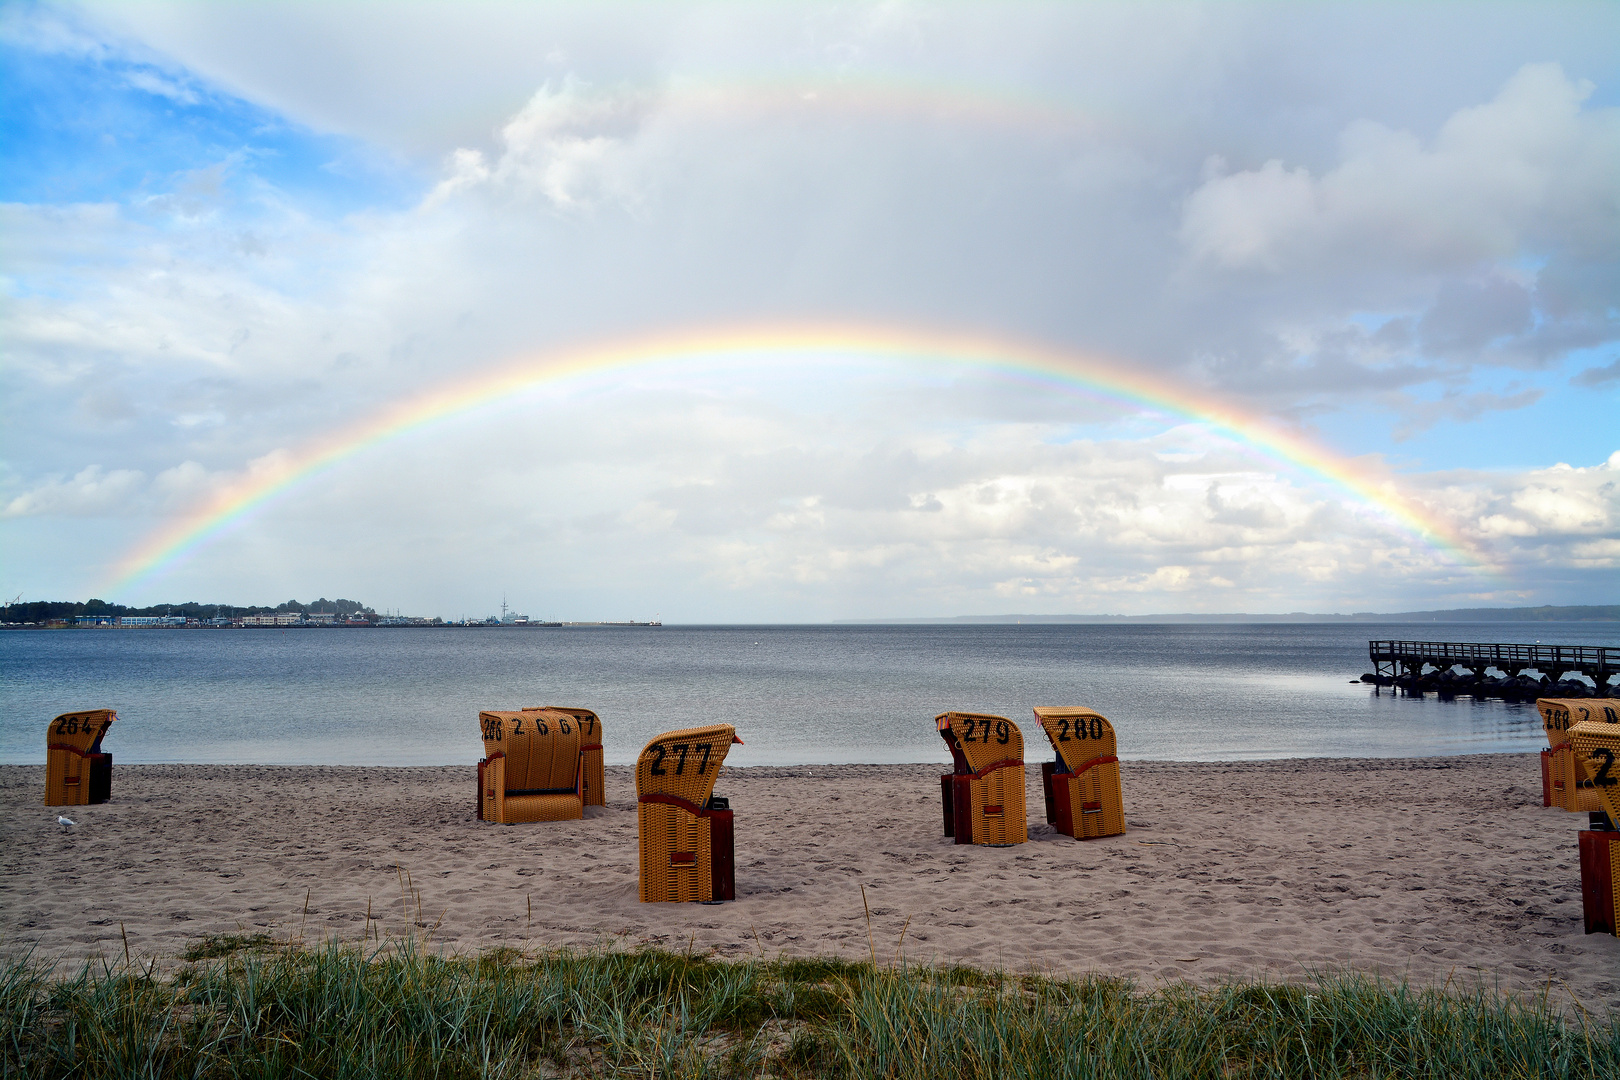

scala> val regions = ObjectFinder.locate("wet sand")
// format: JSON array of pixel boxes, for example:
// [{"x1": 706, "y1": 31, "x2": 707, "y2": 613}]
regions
[{"x1": 2, "y1": 756, "x2": 1615, "y2": 1011}]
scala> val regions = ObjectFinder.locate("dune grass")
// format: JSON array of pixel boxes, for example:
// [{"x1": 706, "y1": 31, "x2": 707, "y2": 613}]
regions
[{"x1": 2, "y1": 938, "x2": 1616, "y2": 1079}]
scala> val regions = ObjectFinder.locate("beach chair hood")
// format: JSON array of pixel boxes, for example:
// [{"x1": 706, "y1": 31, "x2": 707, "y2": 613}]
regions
[
  {"x1": 936, "y1": 712, "x2": 1023, "y2": 775},
  {"x1": 1569, "y1": 711, "x2": 1620, "y2": 823},
  {"x1": 481, "y1": 708, "x2": 582, "y2": 792},
  {"x1": 635, "y1": 724, "x2": 742, "y2": 811},
  {"x1": 1033, "y1": 706, "x2": 1118, "y2": 772}
]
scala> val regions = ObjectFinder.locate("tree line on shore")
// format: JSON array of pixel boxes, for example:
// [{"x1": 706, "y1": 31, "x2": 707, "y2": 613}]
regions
[{"x1": 2, "y1": 597, "x2": 375, "y2": 625}]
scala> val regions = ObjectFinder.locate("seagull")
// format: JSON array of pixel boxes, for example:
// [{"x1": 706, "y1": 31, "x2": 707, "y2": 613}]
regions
[{"x1": 57, "y1": 815, "x2": 75, "y2": 827}]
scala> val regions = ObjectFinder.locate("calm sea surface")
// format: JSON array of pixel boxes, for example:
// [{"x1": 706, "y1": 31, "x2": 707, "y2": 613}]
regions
[{"x1": 3, "y1": 622, "x2": 1615, "y2": 767}]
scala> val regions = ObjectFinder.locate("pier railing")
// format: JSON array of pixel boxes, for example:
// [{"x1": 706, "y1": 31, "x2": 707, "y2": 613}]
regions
[{"x1": 1368, "y1": 640, "x2": 1618, "y2": 679}]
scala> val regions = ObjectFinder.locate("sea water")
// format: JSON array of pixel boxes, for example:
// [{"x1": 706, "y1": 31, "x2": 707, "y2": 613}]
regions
[{"x1": 2, "y1": 622, "x2": 1615, "y2": 767}]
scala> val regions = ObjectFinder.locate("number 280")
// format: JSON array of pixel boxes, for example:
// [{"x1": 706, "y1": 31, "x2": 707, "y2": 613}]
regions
[{"x1": 1055, "y1": 717, "x2": 1105, "y2": 742}]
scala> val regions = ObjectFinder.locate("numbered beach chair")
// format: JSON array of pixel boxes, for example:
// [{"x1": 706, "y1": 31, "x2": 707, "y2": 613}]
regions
[
  {"x1": 1568, "y1": 716, "x2": 1620, "y2": 936},
  {"x1": 636, "y1": 724, "x2": 743, "y2": 902},
  {"x1": 936, "y1": 712, "x2": 1027, "y2": 846},
  {"x1": 45, "y1": 709, "x2": 116, "y2": 806},
  {"x1": 545, "y1": 707, "x2": 606, "y2": 806},
  {"x1": 1033, "y1": 706, "x2": 1125, "y2": 840},
  {"x1": 477, "y1": 708, "x2": 588, "y2": 823},
  {"x1": 1539, "y1": 699, "x2": 1620, "y2": 812}
]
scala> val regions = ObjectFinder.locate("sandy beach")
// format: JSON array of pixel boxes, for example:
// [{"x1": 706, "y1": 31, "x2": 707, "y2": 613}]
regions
[{"x1": 2, "y1": 756, "x2": 1615, "y2": 1012}]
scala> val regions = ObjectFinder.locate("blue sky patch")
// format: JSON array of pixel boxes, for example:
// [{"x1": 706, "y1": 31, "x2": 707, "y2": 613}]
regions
[{"x1": 0, "y1": 39, "x2": 421, "y2": 215}]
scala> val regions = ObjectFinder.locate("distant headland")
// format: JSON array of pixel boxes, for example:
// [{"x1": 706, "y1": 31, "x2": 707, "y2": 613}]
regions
[{"x1": 0, "y1": 598, "x2": 660, "y2": 629}]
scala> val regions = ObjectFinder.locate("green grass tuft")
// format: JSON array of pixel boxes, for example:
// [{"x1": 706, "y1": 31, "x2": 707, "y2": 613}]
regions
[
  {"x1": 1, "y1": 942, "x2": 1614, "y2": 1078},
  {"x1": 177, "y1": 933, "x2": 281, "y2": 961}
]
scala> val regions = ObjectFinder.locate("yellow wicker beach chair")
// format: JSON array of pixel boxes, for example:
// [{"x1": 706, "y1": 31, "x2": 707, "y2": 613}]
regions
[
  {"x1": 477, "y1": 708, "x2": 587, "y2": 823},
  {"x1": 936, "y1": 712, "x2": 1027, "y2": 846},
  {"x1": 636, "y1": 724, "x2": 743, "y2": 902},
  {"x1": 545, "y1": 707, "x2": 606, "y2": 807},
  {"x1": 1567, "y1": 716, "x2": 1620, "y2": 935},
  {"x1": 45, "y1": 709, "x2": 116, "y2": 807},
  {"x1": 1539, "y1": 699, "x2": 1620, "y2": 812},
  {"x1": 1032, "y1": 706, "x2": 1125, "y2": 840}
]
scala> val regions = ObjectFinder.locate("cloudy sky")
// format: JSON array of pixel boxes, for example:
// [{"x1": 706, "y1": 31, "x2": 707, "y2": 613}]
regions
[{"x1": 2, "y1": 1, "x2": 1617, "y2": 621}]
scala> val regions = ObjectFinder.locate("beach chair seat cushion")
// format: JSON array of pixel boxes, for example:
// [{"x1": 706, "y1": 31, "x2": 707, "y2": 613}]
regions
[{"x1": 503, "y1": 792, "x2": 587, "y2": 822}]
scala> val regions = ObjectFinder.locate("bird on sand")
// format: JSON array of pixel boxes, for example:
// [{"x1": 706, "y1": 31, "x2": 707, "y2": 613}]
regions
[{"x1": 57, "y1": 815, "x2": 75, "y2": 827}]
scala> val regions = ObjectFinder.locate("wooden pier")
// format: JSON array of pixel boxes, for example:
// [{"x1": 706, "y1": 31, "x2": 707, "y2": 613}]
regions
[{"x1": 1365, "y1": 640, "x2": 1619, "y2": 698}]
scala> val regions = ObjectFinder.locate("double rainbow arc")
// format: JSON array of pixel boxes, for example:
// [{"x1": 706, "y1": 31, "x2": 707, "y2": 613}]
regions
[{"x1": 106, "y1": 324, "x2": 1486, "y2": 595}]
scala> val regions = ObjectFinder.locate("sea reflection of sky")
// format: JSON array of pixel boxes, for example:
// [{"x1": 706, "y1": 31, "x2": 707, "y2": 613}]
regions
[{"x1": 1, "y1": 623, "x2": 1607, "y2": 767}]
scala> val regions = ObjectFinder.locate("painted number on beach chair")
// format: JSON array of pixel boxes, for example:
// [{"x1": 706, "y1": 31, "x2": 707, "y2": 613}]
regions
[
  {"x1": 1055, "y1": 717, "x2": 1105, "y2": 742},
  {"x1": 51, "y1": 716, "x2": 103, "y2": 738},
  {"x1": 959, "y1": 718, "x2": 1011, "y2": 745},
  {"x1": 1593, "y1": 749, "x2": 1618, "y2": 788},
  {"x1": 648, "y1": 741, "x2": 715, "y2": 776}
]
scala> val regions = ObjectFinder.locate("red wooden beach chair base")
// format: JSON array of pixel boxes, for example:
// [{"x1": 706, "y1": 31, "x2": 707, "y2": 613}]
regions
[
  {"x1": 708, "y1": 801, "x2": 735, "y2": 901},
  {"x1": 1579, "y1": 829, "x2": 1619, "y2": 936}
]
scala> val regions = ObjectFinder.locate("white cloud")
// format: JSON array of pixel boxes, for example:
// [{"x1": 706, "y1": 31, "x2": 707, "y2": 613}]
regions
[
  {"x1": 3, "y1": 465, "x2": 146, "y2": 518},
  {"x1": 1, "y1": 459, "x2": 226, "y2": 520},
  {"x1": 429, "y1": 78, "x2": 656, "y2": 210},
  {"x1": 1180, "y1": 63, "x2": 1619, "y2": 276}
]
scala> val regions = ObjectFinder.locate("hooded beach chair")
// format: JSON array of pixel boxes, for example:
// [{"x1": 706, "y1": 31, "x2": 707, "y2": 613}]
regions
[
  {"x1": 936, "y1": 712, "x2": 1027, "y2": 846},
  {"x1": 45, "y1": 709, "x2": 116, "y2": 807},
  {"x1": 1539, "y1": 699, "x2": 1620, "y2": 812},
  {"x1": 477, "y1": 708, "x2": 590, "y2": 823},
  {"x1": 544, "y1": 707, "x2": 606, "y2": 806},
  {"x1": 1033, "y1": 706, "x2": 1125, "y2": 840},
  {"x1": 636, "y1": 724, "x2": 743, "y2": 902},
  {"x1": 1568, "y1": 714, "x2": 1620, "y2": 936}
]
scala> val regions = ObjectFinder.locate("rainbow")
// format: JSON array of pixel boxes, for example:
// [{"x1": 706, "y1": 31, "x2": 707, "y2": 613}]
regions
[{"x1": 106, "y1": 324, "x2": 1487, "y2": 595}]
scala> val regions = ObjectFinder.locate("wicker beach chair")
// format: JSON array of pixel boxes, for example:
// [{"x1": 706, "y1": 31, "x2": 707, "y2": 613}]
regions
[
  {"x1": 1033, "y1": 706, "x2": 1125, "y2": 840},
  {"x1": 1539, "y1": 699, "x2": 1620, "y2": 812},
  {"x1": 636, "y1": 724, "x2": 743, "y2": 902},
  {"x1": 936, "y1": 712, "x2": 1027, "y2": 846},
  {"x1": 477, "y1": 708, "x2": 588, "y2": 823},
  {"x1": 1567, "y1": 714, "x2": 1620, "y2": 936},
  {"x1": 45, "y1": 709, "x2": 116, "y2": 807}
]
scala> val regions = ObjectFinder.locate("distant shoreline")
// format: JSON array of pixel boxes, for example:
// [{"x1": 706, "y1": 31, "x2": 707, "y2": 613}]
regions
[{"x1": 838, "y1": 604, "x2": 1620, "y2": 625}]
